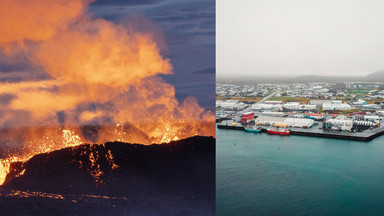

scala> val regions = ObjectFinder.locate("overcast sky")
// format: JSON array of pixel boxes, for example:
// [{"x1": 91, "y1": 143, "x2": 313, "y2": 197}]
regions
[{"x1": 217, "y1": 0, "x2": 384, "y2": 77}]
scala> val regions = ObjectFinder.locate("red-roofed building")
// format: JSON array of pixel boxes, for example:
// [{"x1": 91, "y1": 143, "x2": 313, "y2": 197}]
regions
[{"x1": 241, "y1": 112, "x2": 255, "y2": 123}]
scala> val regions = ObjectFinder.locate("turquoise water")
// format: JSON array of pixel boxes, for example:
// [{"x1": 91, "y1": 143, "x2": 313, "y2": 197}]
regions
[{"x1": 217, "y1": 128, "x2": 384, "y2": 216}]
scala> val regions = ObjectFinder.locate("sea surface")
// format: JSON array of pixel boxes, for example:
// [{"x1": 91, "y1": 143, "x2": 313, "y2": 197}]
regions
[{"x1": 217, "y1": 128, "x2": 384, "y2": 216}]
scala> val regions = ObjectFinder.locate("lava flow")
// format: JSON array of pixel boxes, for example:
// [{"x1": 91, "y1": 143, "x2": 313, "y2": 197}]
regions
[
  {"x1": 0, "y1": 0, "x2": 214, "y2": 185},
  {"x1": 0, "y1": 128, "x2": 84, "y2": 185}
]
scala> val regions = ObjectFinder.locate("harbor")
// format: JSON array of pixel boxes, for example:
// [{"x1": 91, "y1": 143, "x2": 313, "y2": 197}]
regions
[
  {"x1": 216, "y1": 82, "x2": 384, "y2": 141},
  {"x1": 217, "y1": 118, "x2": 384, "y2": 141}
]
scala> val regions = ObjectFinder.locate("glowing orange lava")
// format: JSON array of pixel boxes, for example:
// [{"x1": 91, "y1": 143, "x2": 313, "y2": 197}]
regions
[{"x1": 0, "y1": 128, "x2": 85, "y2": 185}]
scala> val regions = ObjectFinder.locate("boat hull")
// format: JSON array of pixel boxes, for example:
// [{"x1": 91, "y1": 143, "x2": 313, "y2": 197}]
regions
[
  {"x1": 267, "y1": 130, "x2": 290, "y2": 135},
  {"x1": 244, "y1": 128, "x2": 261, "y2": 133}
]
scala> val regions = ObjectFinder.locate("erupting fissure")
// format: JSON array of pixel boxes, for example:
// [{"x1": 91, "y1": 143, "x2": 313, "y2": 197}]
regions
[
  {"x1": 0, "y1": 128, "x2": 84, "y2": 185},
  {"x1": 0, "y1": 0, "x2": 214, "y2": 186}
]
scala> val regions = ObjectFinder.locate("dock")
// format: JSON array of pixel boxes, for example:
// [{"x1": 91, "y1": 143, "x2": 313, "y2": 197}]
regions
[
  {"x1": 289, "y1": 126, "x2": 384, "y2": 141},
  {"x1": 217, "y1": 124, "x2": 245, "y2": 130},
  {"x1": 217, "y1": 120, "x2": 384, "y2": 141}
]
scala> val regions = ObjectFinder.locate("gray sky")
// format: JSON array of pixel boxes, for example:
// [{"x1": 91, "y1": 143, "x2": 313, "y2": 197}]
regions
[{"x1": 217, "y1": 0, "x2": 384, "y2": 77}]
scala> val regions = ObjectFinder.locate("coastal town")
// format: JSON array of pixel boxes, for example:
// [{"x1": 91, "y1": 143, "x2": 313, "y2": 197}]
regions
[{"x1": 216, "y1": 82, "x2": 384, "y2": 140}]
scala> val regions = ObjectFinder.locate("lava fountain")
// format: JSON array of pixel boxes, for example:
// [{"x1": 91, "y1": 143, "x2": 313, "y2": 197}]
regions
[{"x1": 0, "y1": 0, "x2": 215, "y2": 185}]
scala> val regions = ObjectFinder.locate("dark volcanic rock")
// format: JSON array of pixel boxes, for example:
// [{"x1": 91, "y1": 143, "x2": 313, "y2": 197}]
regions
[
  {"x1": 2, "y1": 136, "x2": 215, "y2": 199},
  {"x1": 0, "y1": 187, "x2": 215, "y2": 216}
]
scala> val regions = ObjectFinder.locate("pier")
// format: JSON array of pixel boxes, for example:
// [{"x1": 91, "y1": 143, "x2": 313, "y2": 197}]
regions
[{"x1": 217, "y1": 120, "x2": 384, "y2": 141}]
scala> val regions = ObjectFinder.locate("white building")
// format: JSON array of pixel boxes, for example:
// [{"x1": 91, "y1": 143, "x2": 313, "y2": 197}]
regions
[
  {"x1": 251, "y1": 103, "x2": 282, "y2": 111},
  {"x1": 282, "y1": 102, "x2": 316, "y2": 111},
  {"x1": 216, "y1": 100, "x2": 248, "y2": 111},
  {"x1": 255, "y1": 116, "x2": 314, "y2": 128},
  {"x1": 361, "y1": 104, "x2": 381, "y2": 110},
  {"x1": 322, "y1": 103, "x2": 352, "y2": 111},
  {"x1": 364, "y1": 115, "x2": 381, "y2": 123},
  {"x1": 309, "y1": 100, "x2": 334, "y2": 105},
  {"x1": 352, "y1": 99, "x2": 366, "y2": 105},
  {"x1": 326, "y1": 118, "x2": 353, "y2": 131},
  {"x1": 216, "y1": 100, "x2": 237, "y2": 109},
  {"x1": 332, "y1": 100, "x2": 342, "y2": 104},
  {"x1": 254, "y1": 116, "x2": 286, "y2": 126},
  {"x1": 284, "y1": 118, "x2": 314, "y2": 128},
  {"x1": 261, "y1": 111, "x2": 285, "y2": 117},
  {"x1": 265, "y1": 100, "x2": 283, "y2": 104}
]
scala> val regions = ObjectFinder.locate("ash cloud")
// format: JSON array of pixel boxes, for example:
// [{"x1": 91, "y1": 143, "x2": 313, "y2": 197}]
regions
[{"x1": 89, "y1": 0, "x2": 216, "y2": 111}]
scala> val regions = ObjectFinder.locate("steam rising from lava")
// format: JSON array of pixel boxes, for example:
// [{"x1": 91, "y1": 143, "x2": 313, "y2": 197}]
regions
[{"x1": 0, "y1": 0, "x2": 214, "y2": 184}]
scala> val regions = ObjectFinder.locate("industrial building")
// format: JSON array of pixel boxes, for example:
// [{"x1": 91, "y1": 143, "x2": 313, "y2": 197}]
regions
[
  {"x1": 322, "y1": 103, "x2": 352, "y2": 111},
  {"x1": 241, "y1": 112, "x2": 255, "y2": 123},
  {"x1": 265, "y1": 100, "x2": 283, "y2": 104},
  {"x1": 251, "y1": 103, "x2": 282, "y2": 112},
  {"x1": 364, "y1": 115, "x2": 381, "y2": 123},
  {"x1": 284, "y1": 118, "x2": 315, "y2": 128},
  {"x1": 325, "y1": 118, "x2": 353, "y2": 131},
  {"x1": 255, "y1": 116, "x2": 314, "y2": 128},
  {"x1": 282, "y1": 102, "x2": 317, "y2": 111},
  {"x1": 260, "y1": 111, "x2": 286, "y2": 117},
  {"x1": 216, "y1": 100, "x2": 248, "y2": 111},
  {"x1": 308, "y1": 113, "x2": 324, "y2": 120}
]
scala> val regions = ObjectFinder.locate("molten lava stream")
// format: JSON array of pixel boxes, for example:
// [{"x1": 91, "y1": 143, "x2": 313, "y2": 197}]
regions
[
  {"x1": 0, "y1": 128, "x2": 84, "y2": 185},
  {"x1": 0, "y1": 123, "x2": 208, "y2": 185},
  {"x1": 0, "y1": 156, "x2": 30, "y2": 185}
]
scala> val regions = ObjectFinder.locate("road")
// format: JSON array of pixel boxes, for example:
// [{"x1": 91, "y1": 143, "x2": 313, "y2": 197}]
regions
[
  {"x1": 240, "y1": 91, "x2": 280, "y2": 114},
  {"x1": 257, "y1": 91, "x2": 279, "y2": 104}
]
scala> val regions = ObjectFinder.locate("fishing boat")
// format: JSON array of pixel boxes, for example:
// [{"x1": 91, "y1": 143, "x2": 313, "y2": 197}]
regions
[
  {"x1": 267, "y1": 123, "x2": 290, "y2": 135},
  {"x1": 244, "y1": 126, "x2": 262, "y2": 133}
]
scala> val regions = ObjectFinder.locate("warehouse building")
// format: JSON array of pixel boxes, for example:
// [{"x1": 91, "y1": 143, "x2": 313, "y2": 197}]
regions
[
  {"x1": 325, "y1": 116, "x2": 353, "y2": 131},
  {"x1": 322, "y1": 103, "x2": 352, "y2": 111},
  {"x1": 255, "y1": 116, "x2": 314, "y2": 128},
  {"x1": 251, "y1": 103, "x2": 282, "y2": 111}
]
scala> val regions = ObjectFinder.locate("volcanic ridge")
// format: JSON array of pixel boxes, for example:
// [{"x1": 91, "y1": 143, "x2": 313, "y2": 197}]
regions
[{"x1": 0, "y1": 136, "x2": 215, "y2": 215}]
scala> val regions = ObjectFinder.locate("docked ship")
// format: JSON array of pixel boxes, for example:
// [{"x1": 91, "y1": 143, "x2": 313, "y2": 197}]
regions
[
  {"x1": 244, "y1": 126, "x2": 262, "y2": 133},
  {"x1": 267, "y1": 123, "x2": 290, "y2": 135}
]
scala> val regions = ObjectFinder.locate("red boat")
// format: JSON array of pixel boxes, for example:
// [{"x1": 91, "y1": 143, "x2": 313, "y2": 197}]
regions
[
  {"x1": 267, "y1": 123, "x2": 290, "y2": 135},
  {"x1": 267, "y1": 128, "x2": 290, "y2": 135}
]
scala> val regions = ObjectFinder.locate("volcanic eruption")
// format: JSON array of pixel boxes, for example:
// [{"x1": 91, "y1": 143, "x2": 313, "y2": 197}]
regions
[{"x1": 0, "y1": 0, "x2": 215, "y2": 185}]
